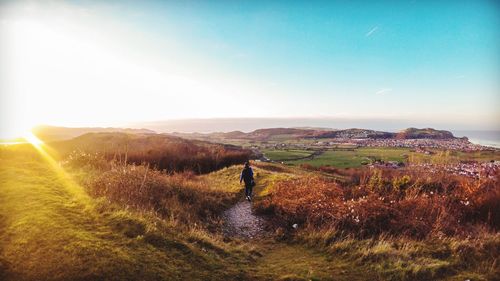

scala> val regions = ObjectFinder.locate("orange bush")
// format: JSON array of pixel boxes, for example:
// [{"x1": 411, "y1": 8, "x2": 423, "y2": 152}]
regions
[
  {"x1": 56, "y1": 133, "x2": 252, "y2": 174},
  {"x1": 88, "y1": 164, "x2": 236, "y2": 226},
  {"x1": 256, "y1": 169, "x2": 499, "y2": 238}
]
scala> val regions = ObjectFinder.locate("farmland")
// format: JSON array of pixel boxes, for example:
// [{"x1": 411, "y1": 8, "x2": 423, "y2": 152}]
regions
[
  {"x1": 286, "y1": 147, "x2": 411, "y2": 168},
  {"x1": 262, "y1": 149, "x2": 313, "y2": 161}
]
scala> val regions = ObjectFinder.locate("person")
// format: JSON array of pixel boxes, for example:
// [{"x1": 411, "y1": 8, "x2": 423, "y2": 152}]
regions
[{"x1": 240, "y1": 161, "x2": 255, "y2": 202}]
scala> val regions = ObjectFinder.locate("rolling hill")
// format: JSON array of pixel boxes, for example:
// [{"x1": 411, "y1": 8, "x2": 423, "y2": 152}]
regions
[
  {"x1": 32, "y1": 125, "x2": 156, "y2": 142},
  {"x1": 52, "y1": 132, "x2": 252, "y2": 174},
  {"x1": 172, "y1": 127, "x2": 458, "y2": 141}
]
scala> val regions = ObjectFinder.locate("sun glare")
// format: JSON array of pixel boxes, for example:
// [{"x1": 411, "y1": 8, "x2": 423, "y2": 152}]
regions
[{"x1": 23, "y1": 132, "x2": 44, "y2": 148}]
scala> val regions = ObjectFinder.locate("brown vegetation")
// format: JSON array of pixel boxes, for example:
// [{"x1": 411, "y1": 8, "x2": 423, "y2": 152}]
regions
[
  {"x1": 56, "y1": 132, "x2": 251, "y2": 174},
  {"x1": 256, "y1": 168, "x2": 499, "y2": 239},
  {"x1": 65, "y1": 151, "x2": 238, "y2": 230}
]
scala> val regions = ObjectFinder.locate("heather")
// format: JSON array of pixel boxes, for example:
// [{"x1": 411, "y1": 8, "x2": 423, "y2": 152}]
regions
[
  {"x1": 2, "y1": 141, "x2": 499, "y2": 281},
  {"x1": 55, "y1": 132, "x2": 252, "y2": 174},
  {"x1": 256, "y1": 168, "x2": 499, "y2": 238}
]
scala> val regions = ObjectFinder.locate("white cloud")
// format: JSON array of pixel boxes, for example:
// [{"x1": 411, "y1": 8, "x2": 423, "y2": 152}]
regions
[
  {"x1": 376, "y1": 88, "x2": 392, "y2": 95},
  {"x1": 365, "y1": 26, "x2": 379, "y2": 37}
]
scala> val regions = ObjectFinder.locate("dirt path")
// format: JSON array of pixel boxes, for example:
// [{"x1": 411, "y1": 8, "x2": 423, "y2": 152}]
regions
[{"x1": 222, "y1": 200, "x2": 266, "y2": 239}]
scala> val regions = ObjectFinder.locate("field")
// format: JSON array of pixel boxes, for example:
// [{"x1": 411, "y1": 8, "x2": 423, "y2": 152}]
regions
[
  {"x1": 1, "y1": 136, "x2": 499, "y2": 281},
  {"x1": 261, "y1": 146, "x2": 500, "y2": 169},
  {"x1": 287, "y1": 147, "x2": 410, "y2": 168},
  {"x1": 262, "y1": 149, "x2": 313, "y2": 161}
]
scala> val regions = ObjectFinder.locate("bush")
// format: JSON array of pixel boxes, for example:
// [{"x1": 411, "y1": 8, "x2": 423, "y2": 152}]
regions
[
  {"x1": 87, "y1": 163, "x2": 236, "y2": 227},
  {"x1": 55, "y1": 133, "x2": 252, "y2": 174},
  {"x1": 256, "y1": 168, "x2": 499, "y2": 238}
]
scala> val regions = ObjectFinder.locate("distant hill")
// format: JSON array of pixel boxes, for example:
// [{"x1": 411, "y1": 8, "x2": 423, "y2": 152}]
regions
[
  {"x1": 54, "y1": 132, "x2": 251, "y2": 174},
  {"x1": 395, "y1": 128, "x2": 456, "y2": 139},
  {"x1": 171, "y1": 128, "x2": 316, "y2": 141},
  {"x1": 308, "y1": 128, "x2": 396, "y2": 139},
  {"x1": 291, "y1": 126, "x2": 334, "y2": 131},
  {"x1": 33, "y1": 125, "x2": 156, "y2": 142},
  {"x1": 246, "y1": 128, "x2": 316, "y2": 139},
  {"x1": 173, "y1": 127, "x2": 458, "y2": 141}
]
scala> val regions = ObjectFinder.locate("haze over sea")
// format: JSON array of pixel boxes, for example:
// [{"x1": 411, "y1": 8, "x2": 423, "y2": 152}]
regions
[{"x1": 453, "y1": 130, "x2": 500, "y2": 148}]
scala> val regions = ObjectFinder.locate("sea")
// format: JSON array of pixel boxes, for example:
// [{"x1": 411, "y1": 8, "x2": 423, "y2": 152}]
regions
[{"x1": 452, "y1": 130, "x2": 500, "y2": 148}]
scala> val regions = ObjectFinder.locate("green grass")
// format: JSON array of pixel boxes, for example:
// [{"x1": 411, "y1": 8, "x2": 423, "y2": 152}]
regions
[
  {"x1": 288, "y1": 147, "x2": 410, "y2": 168},
  {"x1": 1, "y1": 146, "x2": 498, "y2": 281},
  {"x1": 297, "y1": 230, "x2": 500, "y2": 281},
  {"x1": 0, "y1": 149, "x2": 349, "y2": 281},
  {"x1": 0, "y1": 148, "x2": 251, "y2": 280},
  {"x1": 254, "y1": 242, "x2": 348, "y2": 281},
  {"x1": 262, "y1": 149, "x2": 314, "y2": 161}
]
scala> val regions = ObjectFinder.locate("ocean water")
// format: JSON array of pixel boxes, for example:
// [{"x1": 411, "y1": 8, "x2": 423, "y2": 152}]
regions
[{"x1": 453, "y1": 130, "x2": 500, "y2": 148}]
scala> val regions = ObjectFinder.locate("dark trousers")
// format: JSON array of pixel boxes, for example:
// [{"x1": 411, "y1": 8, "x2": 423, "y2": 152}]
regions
[{"x1": 245, "y1": 183, "x2": 253, "y2": 197}]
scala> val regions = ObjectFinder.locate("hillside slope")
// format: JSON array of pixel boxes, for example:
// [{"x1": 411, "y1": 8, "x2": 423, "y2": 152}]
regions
[
  {"x1": 0, "y1": 149, "x2": 252, "y2": 281},
  {"x1": 395, "y1": 127, "x2": 456, "y2": 139},
  {"x1": 53, "y1": 132, "x2": 251, "y2": 174},
  {"x1": 1, "y1": 145, "x2": 497, "y2": 281},
  {"x1": 32, "y1": 125, "x2": 156, "y2": 142},
  {"x1": 0, "y1": 147, "x2": 358, "y2": 281}
]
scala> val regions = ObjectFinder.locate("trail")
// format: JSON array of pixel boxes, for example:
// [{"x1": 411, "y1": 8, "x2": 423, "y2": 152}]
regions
[
  {"x1": 222, "y1": 200, "x2": 266, "y2": 239},
  {"x1": 221, "y1": 198, "x2": 348, "y2": 281}
]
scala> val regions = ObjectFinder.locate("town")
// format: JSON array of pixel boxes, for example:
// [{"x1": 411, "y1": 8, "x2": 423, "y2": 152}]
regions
[
  {"x1": 254, "y1": 137, "x2": 496, "y2": 152},
  {"x1": 409, "y1": 161, "x2": 500, "y2": 179}
]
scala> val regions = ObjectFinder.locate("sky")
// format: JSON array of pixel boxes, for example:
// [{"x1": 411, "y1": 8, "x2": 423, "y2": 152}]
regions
[{"x1": 1, "y1": 0, "x2": 499, "y2": 137}]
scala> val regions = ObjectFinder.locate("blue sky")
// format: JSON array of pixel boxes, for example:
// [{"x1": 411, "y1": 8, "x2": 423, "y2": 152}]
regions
[
  {"x1": 127, "y1": 0, "x2": 500, "y2": 111},
  {"x1": 0, "y1": 0, "x2": 499, "y2": 136}
]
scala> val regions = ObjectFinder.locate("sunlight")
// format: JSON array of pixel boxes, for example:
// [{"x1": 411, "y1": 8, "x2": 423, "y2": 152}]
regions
[
  {"x1": 23, "y1": 131, "x2": 90, "y2": 203},
  {"x1": 23, "y1": 132, "x2": 58, "y2": 168},
  {"x1": 23, "y1": 132, "x2": 44, "y2": 148},
  {"x1": 0, "y1": 6, "x2": 270, "y2": 130}
]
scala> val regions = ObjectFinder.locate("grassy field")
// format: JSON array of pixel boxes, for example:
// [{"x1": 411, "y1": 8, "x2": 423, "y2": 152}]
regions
[
  {"x1": 1, "y1": 144, "x2": 498, "y2": 280},
  {"x1": 0, "y1": 146, "x2": 359, "y2": 280},
  {"x1": 0, "y1": 148, "x2": 254, "y2": 280},
  {"x1": 284, "y1": 146, "x2": 500, "y2": 168},
  {"x1": 262, "y1": 149, "x2": 313, "y2": 161},
  {"x1": 288, "y1": 147, "x2": 411, "y2": 168}
]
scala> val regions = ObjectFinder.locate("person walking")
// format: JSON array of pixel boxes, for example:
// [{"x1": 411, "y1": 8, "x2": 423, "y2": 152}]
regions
[{"x1": 240, "y1": 161, "x2": 255, "y2": 202}]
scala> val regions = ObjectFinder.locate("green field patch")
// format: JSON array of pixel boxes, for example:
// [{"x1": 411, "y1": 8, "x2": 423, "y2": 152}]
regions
[
  {"x1": 263, "y1": 149, "x2": 314, "y2": 161},
  {"x1": 287, "y1": 147, "x2": 410, "y2": 168}
]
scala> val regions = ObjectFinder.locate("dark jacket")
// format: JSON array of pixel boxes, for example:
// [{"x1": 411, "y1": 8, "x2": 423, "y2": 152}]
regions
[{"x1": 240, "y1": 167, "x2": 254, "y2": 185}]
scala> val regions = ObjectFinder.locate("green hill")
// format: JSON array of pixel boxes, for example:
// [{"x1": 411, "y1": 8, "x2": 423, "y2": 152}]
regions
[
  {"x1": 395, "y1": 128, "x2": 456, "y2": 139},
  {"x1": 32, "y1": 125, "x2": 156, "y2": 142},
  {"x1": 1, "y1": 141, "x2": 497, "y2": 281}
]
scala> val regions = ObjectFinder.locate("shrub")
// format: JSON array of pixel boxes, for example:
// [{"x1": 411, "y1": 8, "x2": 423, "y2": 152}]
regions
[
  {"x1": 86, "y1": 163, "x2": 237, "y2": 227},
  {"x1": 256, "y1": 168, "x2": 499, "y2": 238},
  {"x1": 55, "y1": 133, "x2": 252, "y2": 174}
]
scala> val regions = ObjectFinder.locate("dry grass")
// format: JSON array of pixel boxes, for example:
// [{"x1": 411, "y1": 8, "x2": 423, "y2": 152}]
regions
[
  {"x1": 0, "y1": 146, "x2": 254, "y2": 281},
  {"x1": 66, "y1": 159, "x2": 238, "y2": 231},
  {"x1": 256, "y1": 168, "x2": 499, "y2": 238},
  {"x1": 55, "y1": 132, "x2": 252, "y2": 174},
  {"x1": 2, "y1": 142, "x2": 499, "y2": 281},
  {"x1": 297, "y1": 229, "x2": 500, "y2": 281}
]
